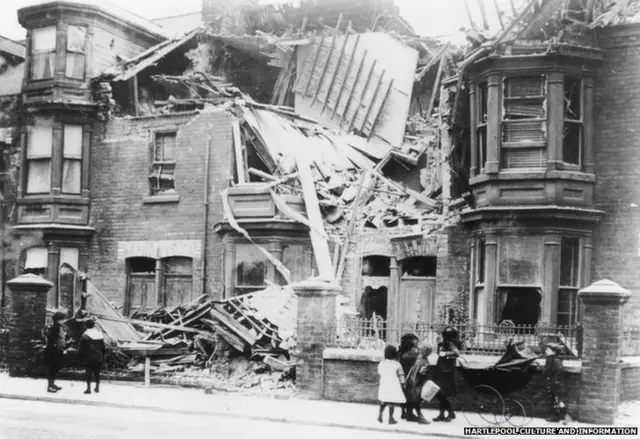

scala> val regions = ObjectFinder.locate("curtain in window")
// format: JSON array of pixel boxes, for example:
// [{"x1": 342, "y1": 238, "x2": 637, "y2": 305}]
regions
[
  {"x1": 62, "y1": 125, "x2": 82, "y2": 194},
  {"x1": 27, "y1": 124, "x2": 53, "y2": 194},
  {"x1": 65, "y1": 26, "x2": 86, "y2": 79},
  {"x1": 60, "y1": 247, "x2": 79, "y2": 269},
  {"x1": 498, "y1": 236, "x2": 541, "y2": 285},
  {"x1": 25, "y1": 247, "x2": 48, "y2": 269},
  {"x1": 31, "y1": 27, "x2": 56, "y2": 80}
]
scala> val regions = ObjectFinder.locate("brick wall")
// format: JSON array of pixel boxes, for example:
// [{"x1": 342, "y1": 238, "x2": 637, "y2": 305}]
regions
[
  {"x1": 593, "y1": 24, "x2": 640, "y2": 325},
  {"x1": 88, "y1": 108, "x2": 234, "y2": 307},
  {"x1": 621, "y1": 364, "x2": 640, "y2": 402},
  {"x1": 435, "y1": 225, "x2": 471, "y2": 316}
]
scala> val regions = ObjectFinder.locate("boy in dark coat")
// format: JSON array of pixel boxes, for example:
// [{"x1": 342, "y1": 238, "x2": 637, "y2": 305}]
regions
[
  {"x1": 404, "y1": 342, "x2": 433, "y2": 424},
  {"x1": 78, "y1": 318, "x2": 106, "y2": 394},
  {"x1": 433, "y1": 326, "x2": 462, "y2": 422},
  {"x1": 543, "y1": 343, "x2": 570, "y2": 423},
  {"x1": 44, "y1": 311, "x2": 67, "y2": 393}
]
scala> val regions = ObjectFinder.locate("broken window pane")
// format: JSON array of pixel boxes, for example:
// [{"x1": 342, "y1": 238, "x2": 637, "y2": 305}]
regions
[
  {"x1": 478, "y1": 82, "x2": 488, "y2": 123},
  {"x1": 560, "y1": 237, "x2": 580, "y2": 287},
  {"x1": 235, "y1": 244, "x2": 266, "y2": 295},
  {"x1": 67, "y1": 26, "x2": 86, "y2": 52},
  {"x1": 563, "y1": 77, "x2": 583, "y2": 167},
  {"x1": 282, "y1": 244, "x2": 311, "y2": 283},
  {"x1": 31, "y1": 53, "x2": 56, "y2": 80},
  {"x1": 476, "y1": 126, "x2": 486, "y2": 169},
  {"x1": 62, "y1": 125, "x2": 82, "y2": 194},
  {"x1": 496, "y1": 286, "x2": 541, "y2": 326},
  {"x1": 564, "y1": 77, "x2": 581, "y2": 121},
  {"x1": 498, "y1": 235, "x2": 541, "y2": 285},
  {"x1": 501, "y1": 147, "x2": 546, "y2": 169}
]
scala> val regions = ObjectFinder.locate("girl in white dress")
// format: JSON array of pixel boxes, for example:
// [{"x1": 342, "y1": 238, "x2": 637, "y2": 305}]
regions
[{"x1": 377, "y1": 345, "x2": 406, "y2": 424}]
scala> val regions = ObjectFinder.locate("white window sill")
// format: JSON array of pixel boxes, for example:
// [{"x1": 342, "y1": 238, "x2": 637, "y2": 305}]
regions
[{"x1": 143, "y1": 194, "x2": 180, "y2": 204}]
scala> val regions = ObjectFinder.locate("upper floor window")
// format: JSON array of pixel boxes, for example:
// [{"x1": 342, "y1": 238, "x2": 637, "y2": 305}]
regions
[
  {"x1": 563, "y1": 77, "x2": 583, "y2": 168},
  {"x1": 26, "y1": 122, "x2": 53, "y2": 194},
  {"x1": 501, "y1": 75, "x2": 547, "y2": 169},
  {"x1": 150, "y1": 131, "x2": 177, "y2": 196},
  {"x1": 62, "y1": 125, "x2": 83, "y2": 194},
  {"x1": 31, "y1": 26, "x2": 56, "y2": 80},
  {"x1": 476, "y1": 82, "x2": 488, "y2": 171},
  {"x1": 66, "y1": 26, "x2": 86, "y2": 79}
]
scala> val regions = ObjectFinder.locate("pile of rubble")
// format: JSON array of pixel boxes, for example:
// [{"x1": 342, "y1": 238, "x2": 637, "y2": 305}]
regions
[{"x1": 70, "y1": 276, "x2": 298, "y2": 393}]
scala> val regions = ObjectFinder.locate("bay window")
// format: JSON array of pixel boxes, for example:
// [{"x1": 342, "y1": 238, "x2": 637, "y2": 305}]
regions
[
  {"x1": 235, "y1": 243, "x2": 267, "y2": 296},
  {"x1": 476, "y1": 82, "x2": 488, "y2": 171},
  {"x1": 65, "y1": 26, "x2": 86, "y2": 79},
  {"x1": 501, "y1": 75, "x2": 547, "y2": 169},
  {"x1": 31, "y1": 26, "x2": 56, "y2": 80},
  {"x1": 62, "y1": 125, "x2": 83, "y2": 194},
  {"x1": 26, "y1": 122, "x2": 53, "y2": 194}
]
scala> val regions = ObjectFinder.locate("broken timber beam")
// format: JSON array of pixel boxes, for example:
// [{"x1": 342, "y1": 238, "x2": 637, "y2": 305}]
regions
[
  {"x1": 426, "y1": 48, "x2": 447, "y2": 118},
  {"x1": 295, "y1": 150, "x2": 334, "y2": 281},
  {"x1": 232, "y1": 119, "x2": 247, "y2": 184},
  {"x1": 346, "y1": 59, "x2": 377, "y2": 132},
  {"x1": 366, "y1": 79, "x2": 394, "y2": 140},
  {"x1": 358, "y1": 70, "x2": 386, "y2": 133},
  {"x1": 338, "y1": 50, "x2": 369, "y2": 127},
  {"x1": 321, "y1": 32, "x2": 350, "y2": 113},
  {"x1": 300, "y1": 36, "x2": 325, "y2": 96}
]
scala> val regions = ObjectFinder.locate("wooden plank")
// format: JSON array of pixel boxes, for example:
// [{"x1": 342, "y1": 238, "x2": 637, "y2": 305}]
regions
[
  {"x1": 301, "y1": 36, "x2": 325, "y2": 96},
  {"x1": 346, "y1": 59, "x2": 377, "y2": 132},
  {"x1": 310, "y1": 34, "x2": 338, "y2": 105},
  {"x1": 426, "y1": 50, "x2": 447, "y2": 119},
  {"x1": 95, "y1": 314, "x2": 206, "y2": 334},
  {"x1": 132, "y1": 74, "x2": 139, "y2": 117},
  {"x1": 296, "y1": 153, "x2": 334, "y2": 281},
  {"x1": 328, "y1": 34, "x2": 360, "y2": 118},
  {"x1": 463, "y1": 0, "x2": 478, "y2": 30},
  {"x1": 202, "y1": 319, "x2": 245, "y2": 352},
  {"x1": 232, "y1": 119, "x2": 246, "y2": 184},
  {"x1": 477, "y1": 0, "x2": 490, "y2": 29},
  {"x1": 210, "y1": 306, "x2": 257, "y2": 345},
  {"x1": 366, "y1": 79, "x2": 394, "y2": 140},
  {"x1": 357, "y1": 70, "x2": 386, "y2": 133},
  {"x1": 320, "y1": 33, "x2": 349, "y2": 113},
  {"x1": 337, "y1": 50, "x2": 368, "y2": 127}
]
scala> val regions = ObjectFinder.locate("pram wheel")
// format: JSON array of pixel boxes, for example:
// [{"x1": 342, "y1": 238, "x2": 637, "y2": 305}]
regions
[
  {"x1": 462, "y1": 384, "x2": 505, "y2": 426},
  {"x1": 503, "y1": 398, "x2": 527, "y2": 426}
]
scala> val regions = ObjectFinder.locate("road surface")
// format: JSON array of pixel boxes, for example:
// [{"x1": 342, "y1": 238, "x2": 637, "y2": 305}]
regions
[{"x1": 0, "y1": 398, "x2": 424, "y2": 439}]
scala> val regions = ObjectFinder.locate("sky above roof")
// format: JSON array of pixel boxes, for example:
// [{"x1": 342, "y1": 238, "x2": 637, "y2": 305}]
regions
[{"x1": 0, "y1": 0, "x2": 480, "y2": 43}]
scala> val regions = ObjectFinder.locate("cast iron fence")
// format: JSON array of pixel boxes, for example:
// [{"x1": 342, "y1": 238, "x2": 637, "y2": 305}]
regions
[
  {"x1": 321, "y1": 315, "x2": 582, "y2": 358},
  {"x1": 623, "y1": 326, "x2": 640, "y2": 356}
]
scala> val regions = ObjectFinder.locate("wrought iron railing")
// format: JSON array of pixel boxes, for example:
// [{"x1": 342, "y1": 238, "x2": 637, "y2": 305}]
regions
[
  {"x1": 623, "y1": 326, "x2": 640, "y2": 356},
  {"x1": 321, "y1": 315, "x2": 582, "y2": 358}
]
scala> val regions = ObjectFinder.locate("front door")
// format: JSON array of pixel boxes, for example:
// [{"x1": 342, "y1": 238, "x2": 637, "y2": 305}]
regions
[{"x1": 398, "y1": 277, "x2": 435, "y2": 323}]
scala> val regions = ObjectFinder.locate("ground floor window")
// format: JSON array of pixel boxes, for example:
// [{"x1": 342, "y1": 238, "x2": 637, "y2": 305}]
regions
[
  {"x1": 496, "y1": 286, "x2": 541, "y2": 327},
  {"x1": 126, "y1": 256, "x2": 193, "y2": 315}
]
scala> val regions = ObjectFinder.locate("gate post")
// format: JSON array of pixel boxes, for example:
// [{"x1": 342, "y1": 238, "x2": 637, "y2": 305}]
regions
[
  {"x1": 293, "y1": 279, "x2": 341, "y2": 398},
  {"x1": 578, "y1": 279, "x2": 631, "y2": 425},
  {"x1": 5, "y1": 274, "x2": 53, "y2": 377}
]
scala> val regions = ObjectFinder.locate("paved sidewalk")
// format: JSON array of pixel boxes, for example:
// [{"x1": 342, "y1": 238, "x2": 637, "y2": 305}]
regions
[{"x1": 0, "y1": 374, "x2": 634, "y2": 438}]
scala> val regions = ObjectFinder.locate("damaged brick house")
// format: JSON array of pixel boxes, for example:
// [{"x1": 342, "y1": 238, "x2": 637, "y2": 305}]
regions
[{"x1": 0, "y1": 0, "x2": 463, "y2": 331}]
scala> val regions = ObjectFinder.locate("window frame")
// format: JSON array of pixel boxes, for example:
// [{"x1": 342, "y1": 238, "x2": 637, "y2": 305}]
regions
[
  {"x1": 65, "y1": 25, "x2": 87, "y2": 80},
  {"x1": 557, "y1": 237, "x2": 582, "y2": 327},
  {"x1": 150, "y1": 131, "x2": 178, "y2": 196},
  {"x1": 234, "y1": 243, "x2": 268, "y2": 296},
  {"x1": 30, "y1": 25, "x2": 57, "y2": 81},
  {"x1": 476, "y1": 81, "x2": 488, "y2": 173},
  {"x1": 25, "y1": 123, "x2": 53, "y2": 195},
  {"x1": 500, "y1": 74, "x2": 548, "y2": 171},
  {"x1": 61, "y1": 124, "x2": 83, "y2": 195},
  {"x1": 562, "y1": 76, "x2": 584, "y2": 170}
]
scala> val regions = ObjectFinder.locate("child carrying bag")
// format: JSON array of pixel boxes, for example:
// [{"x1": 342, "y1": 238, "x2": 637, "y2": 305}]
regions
[{"x1": 421, "y1": 380, "x2": 440, "y2": 402}]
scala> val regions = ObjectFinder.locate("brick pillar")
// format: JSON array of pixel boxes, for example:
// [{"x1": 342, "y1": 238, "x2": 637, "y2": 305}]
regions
[
  {"x1": 293, "y1": 279, "x2": 341, "y2": 399},
  {"x1": 578, "y1": 279, "x2": 631, "y2": 425},
  {"x1": 5, "y1": 274, "x2": 54, "y2": 377}
]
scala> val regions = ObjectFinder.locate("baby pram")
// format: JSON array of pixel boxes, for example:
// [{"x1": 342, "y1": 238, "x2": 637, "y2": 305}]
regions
[{"x1": 459, "y1": 340, "x2": 540, "y2": 426}]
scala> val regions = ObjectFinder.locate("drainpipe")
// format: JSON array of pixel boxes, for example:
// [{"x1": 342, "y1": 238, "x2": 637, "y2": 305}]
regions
[{"x1": 201, "y1": 134, "x2": 211, "y2": 296}]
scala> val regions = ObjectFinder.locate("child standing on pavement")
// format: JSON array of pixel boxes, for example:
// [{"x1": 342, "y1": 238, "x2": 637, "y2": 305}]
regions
[
  {"x1": 378, "y1": 344, "x2": 406, "y2": 424},
  {"x1": 78, "y1": 318, "x2": 105, "y2": 394}
]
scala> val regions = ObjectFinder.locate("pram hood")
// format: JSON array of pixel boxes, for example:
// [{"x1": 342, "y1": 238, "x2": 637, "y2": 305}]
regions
[{"x1": 494, "y1": 340, "x2": 540, "y2": 368}]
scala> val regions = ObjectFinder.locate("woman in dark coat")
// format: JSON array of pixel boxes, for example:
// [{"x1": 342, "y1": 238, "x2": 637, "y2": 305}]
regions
[
  {"x1": 432, "y1": 326, "x2": 462, "y2": 422},
  {"x1": 44, "y1": 311, "x2": 67, "y2": 393},
  {"x1": 78, "y1": 318, "x2": 106, "y2": 394},
  {"x1": 404, "y1": 342, "x2": 433, "y2": 424},
  {"x1": 397, "y1": 333, "x2": 420, "y2": 421}
]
